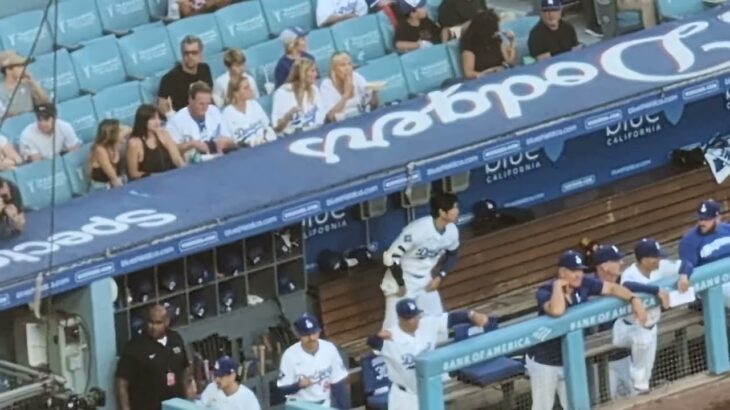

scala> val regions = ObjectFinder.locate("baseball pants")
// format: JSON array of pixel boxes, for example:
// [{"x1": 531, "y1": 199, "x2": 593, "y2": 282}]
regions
[
  {"x1": 612, "y1": 319, "x2": 657, "y2": 391},
  {"x1": 388, "y1": 384, "x2": 418, "y2": 410},
  {"x1": 526, "y1": 356, "x2": 567, "y2": 410},
  {"x1": 608, "y1": 356, "x2": 636, "y2": 399},
  {"x1": 382, "y1": 273, "x2": 444, "y2": 330}
]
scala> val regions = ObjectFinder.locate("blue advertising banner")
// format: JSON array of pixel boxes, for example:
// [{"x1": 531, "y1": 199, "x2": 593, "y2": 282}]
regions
[{"x1": 3, "y1": 9, "x2": 730, "y2": 310}]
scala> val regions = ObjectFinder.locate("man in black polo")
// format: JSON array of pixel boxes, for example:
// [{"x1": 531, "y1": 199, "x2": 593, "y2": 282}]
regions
[
  {"x1": 158, "y1": 35, "x2": 213, "y2": 115},
  {"x1": 0, "y1": 176, "x2": 24, "y2": 239},
  {"x1": 528, "y1": 0, "x2": 579, "y2": 61},
  {"x1": 116, "y1": 304, "x2": 192, "y2": 410}
]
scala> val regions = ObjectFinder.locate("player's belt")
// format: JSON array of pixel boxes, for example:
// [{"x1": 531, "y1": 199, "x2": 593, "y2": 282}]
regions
[
  {"x1": 287, "y1": 398, "x2": 326, "y2": 405},
  {"x1": 396, "y1": 384, "x2": 416, "y2": 394},
  {"x1": 622, "y1": 318, "x2": 657, "y2": 330},
  {"x1": 407, "y1": 272, "x2": 427, "y2": 279}
]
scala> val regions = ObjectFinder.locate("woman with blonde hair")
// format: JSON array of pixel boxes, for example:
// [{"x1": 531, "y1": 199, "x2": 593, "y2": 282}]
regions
[
  {"x1": 88, "y1": 119, "x2": 126, "y2": 190},
  {"x1": 321, "y1": 52, "x2": 379, "y2": 122},
  {"x1": 222, "y1": 75, "x2": 276, "y2": 147},
  {"x1": 271, "y1": 59, "x2": 324, "y2": 136}
]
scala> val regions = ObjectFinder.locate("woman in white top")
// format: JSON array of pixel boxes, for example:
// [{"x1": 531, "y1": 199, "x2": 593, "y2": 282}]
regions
[
  {"x1": 0, "y1": 134, "x2": 22, "y2": 171},
  {"x1": 222, "y1": 75, "x2": 276, "y2": 148},
  {"x1": 321, "y1": 52, "x2": 379, "y2": 123},
  {"x1": 271, "y1": 59, "x2": 325, "y2": 136}
]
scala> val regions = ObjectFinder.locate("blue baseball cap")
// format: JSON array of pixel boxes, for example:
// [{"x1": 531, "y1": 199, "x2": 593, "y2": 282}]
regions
[
  {"x1": 634, "y1": 238, "x2": 667, "y2": 260},
  {"x1": 398, "y1": 0, "x2": 427, "y2": 14},
  {"x1": 541, "y1": 0, "x2": 562, "y2": 10},
  {"x1": 396, "y1": 298, "x2": 423, "y2": 319},
  {"x1": 213, "y1": 356, "x2": 238, "y2": 378},
  {"x1": 294, "y1": 313, "x2": 321, "y2": 336},
  {"x1": 698, "y1": 199, "x2": 721, "y2": 220},
  {"x1": 558, "y1": 250, "x2": 588, "y2": 270},
  {"x1": 279, "y1": 26, "x2": 308, "y2": 47},
  {"x1": 592, "y1": 245, "x2": 625, "y2": 265}
]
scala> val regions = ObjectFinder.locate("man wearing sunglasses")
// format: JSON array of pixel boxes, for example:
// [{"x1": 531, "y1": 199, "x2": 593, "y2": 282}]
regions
[{"x1": 158, "y1": 36, "x2": 214, "y2": 115}]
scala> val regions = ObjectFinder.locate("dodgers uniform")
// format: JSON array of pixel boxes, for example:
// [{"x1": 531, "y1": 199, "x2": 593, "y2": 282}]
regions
[
  {"x1": 381, "y1": 216, "x2": 459, "y2": 329},
  {"x1": 198, "y1": 357, "x2": 261, "y2": 410}
]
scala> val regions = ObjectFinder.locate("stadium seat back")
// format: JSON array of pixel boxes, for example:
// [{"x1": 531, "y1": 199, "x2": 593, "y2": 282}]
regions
[
  {"x1": 257, "y1": 94, "x2": 273, "y2": 117},
  {"x1": 0, "y1": 10, "x2": 54, "y2": 56},
  {"x1": 657, "y1": 0, "x2": 705, "y2": 20},
  {"x1": 356, "y1": 53, "x2": 408, "y2": 105},
  {"x1": 261, "y1": 0, "x2": 315, "y2": 35},
  {"x1": 58, "y1": 95, "x2": 99, "y2": 144},
  {"x1": 246, "y1": 39, "x2": 283, "y2": 96},
  {"x1": 207, "y1": 51, "x2": 227, "y2": 80},
  {"x1": 0, "y1": 113, "x2": 35, "y2": 146},
  {"x1": 71, "y1": 35, "x2": 127, "y2": 93},
  {"x1": 167, "y1": 14, "x2": 224, "y2": 60},
  {"x1": 63, "y1": 144, "x2": 92, "y2": 196},
  {"x1": 146, "y1": 0, "x2": 168, "y2": 19},
  {"x1": 0, "y1": 0, "x2": 48, "y2": 20},
  {"x1": 360, "y1": 354, "x2": 391, "y2": 395},
  {"x1": 332, "y1": 14, "x2": 386, "y2": 66},
  {"x1": 306, "y1": 28, "x2": 337, "y2": 78},
  {"x1": 501, "y1": 16, "x2": 539, "y2": 63},
  {"x1": 29, "y1": 49, "x2": 80, "y2": 103},
  {"x1": 95, "y1": 0, "x2": 150, "y2": 33},
  {"x1": 399, "y1": 44, "x2": 454, "y2": 95},
  {"x1": 377, "y1": 11, "x2": 395, "y2": 54},
  {"x1": 215, "y1": 1, "x2": 270, "y2": 50},
  {"x1": 140, "y1": 73, "x2": 164, "y2": 104},
  {"x1": 52, "y1": 0, "x2": 104, "y2": 49},
  {"x1": 118, "y1": 24, "x2": 176, "y2": 78},
  {"x1": 93, "y1": 82, "x2": 144, "y2": 127},
  {"x1": 445, "y1": 40, "x2": 463, "y2": 78},
  {"x1": 15, "y1": 159, "x2": 74, "y2": 210},
  {"x1": 0, "y1": 170, "x2": 16, "y2": 184},
  {"x1": 426, "y1": 0, "x2": 443, "y2": 21}
]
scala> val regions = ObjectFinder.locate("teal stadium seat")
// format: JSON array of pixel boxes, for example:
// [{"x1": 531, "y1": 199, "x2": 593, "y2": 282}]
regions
[
  {"x1": 246, "y1": 39, "x2": 283, "y2": 96},
  {"x1": 0, "y1": 170, "x2": 16, "y2": 185},
  {"x1": 0, "y1": 113, "x2": 35, "y2": 146},
  {"x1": 306, "y1": 28, "x2": 337, "y2": 77},
  {"x1": 399, "y1": 44, "x2": 455, "y2": 96},
  {"x1": 63, "y1": 144, "x2": 92, "y2": 196},
  {"x1": 15, "y1": 159, "x2": 74, "y2": 210},
  {"x1": 215, "y1": 1, "x2": 271, "y2": 50},
  {"x1": 95, "y1": 0, "x2": 150, "y2": 35},
  {"x1": 140, "y1": 73, "x2": 163, "y2": 104},
  {"x1": 71, "y1": 35, "x2": 128, "y2": 94},
  {"x1": 657, "y1": 0, "x2": 706, "y2": 21},
  {"x1": 58, "y1": 95, "x2": 99, "y2": 144},
  {"x1": 0, "y1": 0, "x2": 48, "y2": 20},
  {"x1": 29, "y1": 50, "x2": 81, "y2": 103},
  {"x1": 52, "y1": 0, "x2": 104, "y2": 50},
  {"x1": 377, "y1": 11, "x2": 395, "y2": 54},
  {"x1": 93, "y1": 82, "x2": 144, "y2": 127},
  {"x1": 261, "y1": 0, "x2": 315, "y2": 35},
  {"x1": 207, "y1": 51, "x2": 227, "y2": 79},
  {"x1": 166, "y1": 14, "x2": 224, "y2": 60},
  {"x1": 332, "y1": 14, "x2": 387, "y2": 66},
  {"x1": 0, "y1": 10, "x2": 54, "y2": 56},
  {"x1": 501, "y1": 16, "x2": 539, "y2": 64},
  {"x1": 118, "y1": 23, "x2": 176, "y2": 79},
  {"x1": 257, "y1": 95, "x2": 273, "y2": 118},
  {"x1": 445, "y1": 40, "x2": 463, "y2": 78},
  {"x1": 146, "y1": 0, "x2": 168, "y2": 20},
  {"x1": 356, "y1": 53, "x2": 409, "y2": 105},
  {"x1": 426, "y1": 0, "x2": 443, "y2": 21}
]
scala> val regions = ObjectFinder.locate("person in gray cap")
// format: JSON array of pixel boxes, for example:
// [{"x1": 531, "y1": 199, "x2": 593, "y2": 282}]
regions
[{"x1": 274, "y1": 27, "x2": 315, "y2": 89}]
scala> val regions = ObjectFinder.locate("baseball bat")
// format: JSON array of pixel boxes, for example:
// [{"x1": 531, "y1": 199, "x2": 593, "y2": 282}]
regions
[
  {"x1": 257, "y1": 345, "x2": 266, "y2": 375},
  {"x1": 203, "y1": 359, "x2": 211, "y2": 383}
]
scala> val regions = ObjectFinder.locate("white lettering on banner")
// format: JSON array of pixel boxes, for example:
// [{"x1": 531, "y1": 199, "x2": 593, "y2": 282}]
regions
[
  {"x1": 178, "y1": 232, "x2": 219, "y2": 253},
  {"x1": 627, "y1": 95, "x2": 679, "y2": 116},
  {"x1": 304, "y1": 211, "x2": 348, "y2": 239},
  {"x1": 694, "y1": 273, "x2": 730, "y2": 292},
  {"x1": 505, "y1": 193, "x2": 546, "y2": 207},
  {"x1": 525, "y1": 124, "x2": 579, "y2": 145},
  {"x1": 427, "y1": 155, "x2": 480, "y2": 177},
  {"x1": 74, "y1": 263, "x2": 115, "y2": 283},
  {"x1": 442, "y1": 336, "x2": 532, "y2": 372},
  {"x1": 482, "y1": 141, "x2": 522, "y2": 161},
  {"x1": 383, "y1": 171, "x2": 422, "y2": 191},
  {"x1": 561, "y1": 175, "x2": 596, "y2": 193},
  {"x1": 0, "y1": 210, "x2": 177, "y2": 270},
  {"x1": 0, "y1": 294, "x2": 9, "y2": 306},
  {"x1": 14, "y1": 277, "x2": 72, "y2": 300},
  {"x1": 683, "y1": 80, "x2": 720, "y2": 101},
  {"x1": 585, "y1": 110, "x2": 623, "y2": 130},
  {"x1": 605, "y1": 115, "x2": 661, "y2": 146},
  {"x1": 282, "y1": 202, "x2": 322, "y2": 221},
  {"x1": 485, "y1": 151, "x2": 541, "y2": 184},
  {"x1": 290, "y1": 22, "x2": 730, "y2": 164},
  {"x1": 120, "y1": 246, "x2": 175, "y2": 268},
  {"x1": 325, "y1": 186, "x2": 379, "y2": 207},
  {"x1": 610, "y1": 159, "x2": 652, "y2": 176},
  {"x1": 223, "y1": 216, "x2": 278, "y2": 238}
]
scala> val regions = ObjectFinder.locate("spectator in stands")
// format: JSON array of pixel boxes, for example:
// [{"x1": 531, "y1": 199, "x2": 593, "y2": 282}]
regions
[
  {"x1": 0, "y1": 175, "x2": 24, "y2": 240},
  {"x1": 321, "y1": 52, "x2": 379, "y2": 122},
  {"x1": 167, "y1": 81, "x2": 234, "y2": 160},
  {"x1": 19, "y1": 103, "x2": 81, "y2": 162},
  {"x1": 0, "y1": 135, "x2": 22, "y2": 171},
  {"x1": 272, "y1": 59, "x2": 325, "y2": 136},
  {"x1": 167, "y1": 0, "x2": 231, "y2": 20},
  {"x1": 438, "y1": 0, "x2": 487, "y2": 40},
  {"x1": 222, "y1": 75, "x2": 276, "y2": 148},
  {"x1": 528, "y1": 0, "x2": 579, "y2": 61},
  {"x1": 158, "y1": 36, "x2": 213, "y2": 115},
  {"x1": 0, "y1": 51, "x2": 48, "y2": 118},
  {"x1": 127, "y1": 105, "x2": 185, "y2": 181},
  {"x1": 213, "y1": 49, "x2": 259, "y2": 108},
  {"x1": 316, "y1": 0, "x2": 368, "y2": 27},
  {"x1": 88, "y1": 119, "x2": 126, "y2": 190},
  {"x1": 274, "y1": 27, "x2": 315, "y2": 89},
  {"x1": 617, "y1": 0, "x2": 657, "y2": 29},
  {"x1": 459, "y1": 10, "x2": 516, "y2": 79},
  {"x1": 394, "y1": 0, "x2": 445, "y2": 53}
]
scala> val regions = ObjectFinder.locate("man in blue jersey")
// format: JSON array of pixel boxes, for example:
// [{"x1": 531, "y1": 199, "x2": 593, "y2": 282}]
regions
[{"x1": 526, "y1": 250, "x2": 647, "y2": 410}]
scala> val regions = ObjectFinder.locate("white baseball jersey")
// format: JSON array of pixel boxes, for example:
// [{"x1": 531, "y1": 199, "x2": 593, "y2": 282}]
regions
[
  {"x1": 379, "y1": 313, "x2": 449, "y2": 393},
  {"x1": 316, "y1": 0, "x2": 368, "y2": 26},
  {"x1": 198, "y1": 382, "x2": 261, "y2": 410},
  {"x1": 213, "y1": 72, "x2": 260, "y2": 107},
  {"x1": 167, "y1": 105, "x2": 225, "y2": 144},
  {"x1": 389, "y1": 216, "x2": 460, "y2": 278},
  {"x1": 271, "y1": 84, "x2": 325, "y2": 136},
  {"x1": 221, "y1": 102, "x2": 275, "y2": 147},
  {"x1": 620, "y1": 260, "x2": 682, "y2": 327},
  {"x1": 277, "y1": 339, "x2": 348, "y2": 403}
]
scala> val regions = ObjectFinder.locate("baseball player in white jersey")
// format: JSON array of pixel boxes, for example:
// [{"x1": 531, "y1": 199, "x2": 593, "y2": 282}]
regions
[
  {"x1": 614, "y1": 238, "x2": 692, "y2": 393},
  {"x1": 381, "y1": 193, "x2": 460, "y2": 329},
  {"x1": 277, "y1": 314, "x2": 350, "y2": 408},
  {"x1": 198, "y1": 356, "x2": 261, "y2": 410},
  {"x1": 367, "y1": 298, "x2": 489, "y2": 409}
]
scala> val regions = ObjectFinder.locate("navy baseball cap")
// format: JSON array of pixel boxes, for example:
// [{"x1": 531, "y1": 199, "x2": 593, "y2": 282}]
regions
[
  {"x1": 558, "y1": 250, "x2": 588, "y2": 270},
  {"x1": 279, "y1": 26, "x2": 308, "y2": 47},
  {"x1": 213, "y1": 356, "x2": 238, "y2": 377},
  {"x1": 398, "y1": 0, "x2": 427, "y2": 14},
  {"x1": 634, "y1": 238, "x2": 667, "y2": 260},
  {"x1": 294, "y1": 313, "x2": 321, "y2": 336},
  {"x1": 396, "y1": 298, "x2": 423, "y2": 319},
  {"x1": 541, "y1": 0, "x2": 562, "y2": 10},
  {"x1": 698, "y1": 199, "x2": 721, "y2": 220},
  {"x1": 592, "y1": 245, "x2": 625, "y2": 265}
]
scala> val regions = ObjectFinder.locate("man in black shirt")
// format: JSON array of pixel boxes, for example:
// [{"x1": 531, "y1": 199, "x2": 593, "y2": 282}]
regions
[
  {"x1": 394, "y1": 0, "x2": 446, "y2": 53},
  {"x1": 116, "y1": 304, "x2": 192, "y2": 410},
  {"x1": 528, "y1": 0, "x2": 580, "y2": 61},
  {"x1": 0, "y1": 176, "x2": 24, "y2": 239},
  {"x1": 438, "y1": 0, "x2": 486, "y2": 40},
  {"x1": 158, "y1": 35, "x2": 213, "y2": 115}
]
